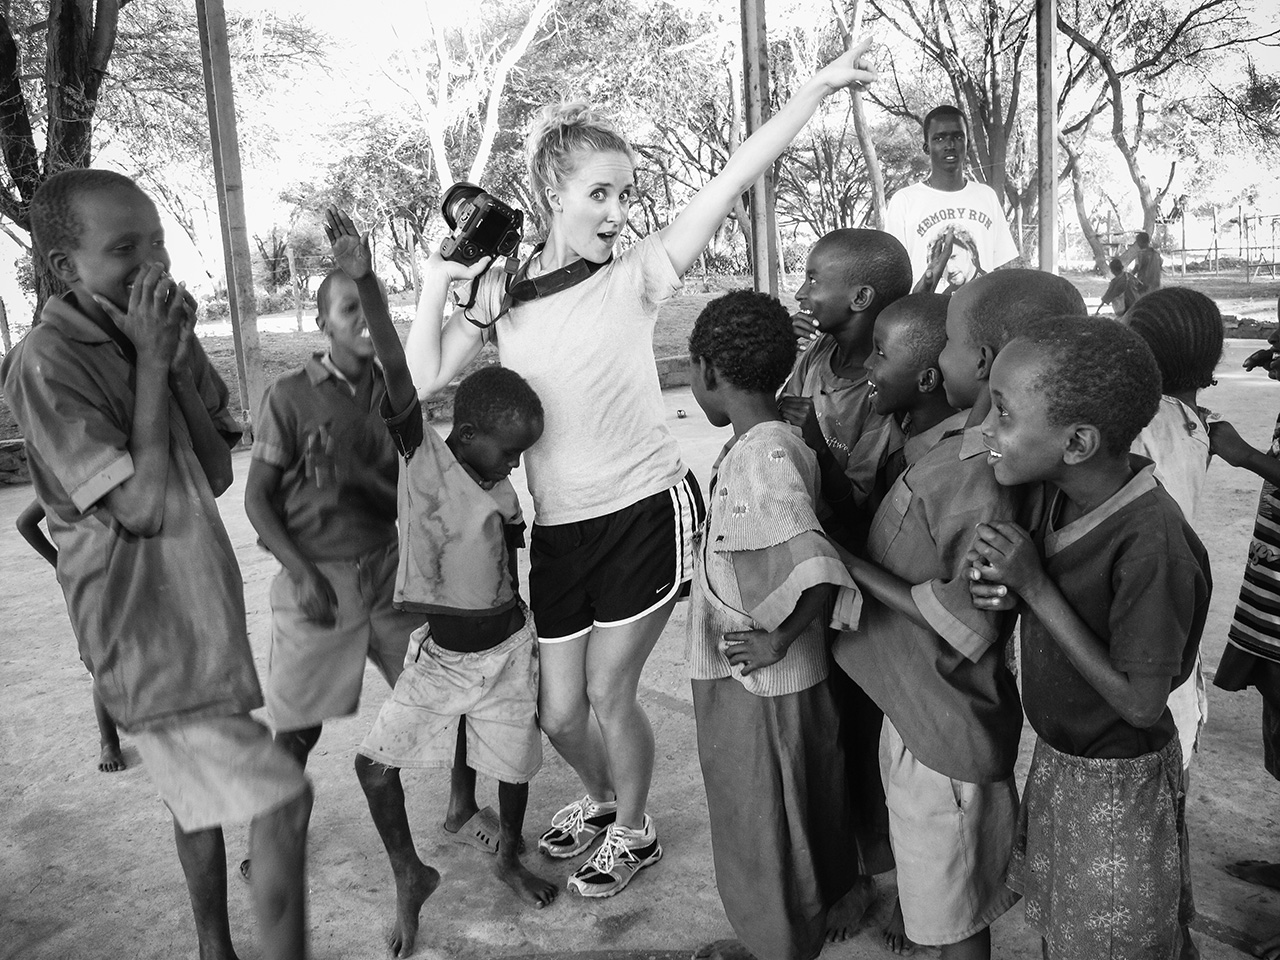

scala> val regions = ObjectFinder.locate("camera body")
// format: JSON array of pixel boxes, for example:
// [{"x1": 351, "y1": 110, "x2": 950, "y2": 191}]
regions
[{"x1": 440, "y1": 182, "x2": 524, "y2": 266}]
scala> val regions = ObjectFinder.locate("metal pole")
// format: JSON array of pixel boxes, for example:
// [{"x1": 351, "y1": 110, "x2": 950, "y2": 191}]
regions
[
  {"x1": 740, "y1": 0, "x2": 779, "y2": 295},
  {"x1": 1036, "y1": 0, "x2": 1057, "y2": 273},
  {"x1": 196, "y1": 0, "x2": 265, "y2": 430}
]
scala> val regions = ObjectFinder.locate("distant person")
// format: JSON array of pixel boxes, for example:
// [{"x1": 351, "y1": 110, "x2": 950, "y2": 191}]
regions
[
  {"x1": 1129, "y1": 231, "x2": 1164, "y2": 296},
  {"x1": 884, "y1": 104, "x2": 1021, "y2": 294},
  {"x1": 1, "y1": 168, "x2": 310, "y2": 959},
  {"x1": 15, "y1": 498, "x2": 125, "y2": 773},
  {"x1": 1098, "y1": 257, "x2": 1140, "y2": 317}
]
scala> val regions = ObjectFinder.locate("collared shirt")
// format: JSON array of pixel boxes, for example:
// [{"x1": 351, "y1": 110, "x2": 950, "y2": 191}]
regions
[
  {"x1": 834, "y1": 424, "x2": 1024, "y2": 783},
  {"x1": 1131, "y1": 396, "x2": 1210, "y2": 524},
  {"x1": 1021, "y1": 460, "x2": 1211, "y2": 759},
  {"x1": 1, "y1": 294, "x2": 261, "y2": 732},
  {"x1": 780, "y1": 334, "x2": 905, "y2": 538},
  {"x1": 251, "y1": 353, "x2": 399, "y2": 561},
  {"x1": 687, "y1": 421, "x2": 857, "y2": 697},
  {"x1": 383, "y1": 395, "x2": 524, "y2": 616}
]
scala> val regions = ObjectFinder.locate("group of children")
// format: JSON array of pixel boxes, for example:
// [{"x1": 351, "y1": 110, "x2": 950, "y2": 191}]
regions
[{"x1": 3, "y1": 133, "x2": 1272, "y2": 960}]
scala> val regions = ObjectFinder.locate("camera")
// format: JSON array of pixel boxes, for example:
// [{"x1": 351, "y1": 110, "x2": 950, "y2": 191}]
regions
[{"x1": 440, "y1": 182, "x2": 524, "y2": 266}]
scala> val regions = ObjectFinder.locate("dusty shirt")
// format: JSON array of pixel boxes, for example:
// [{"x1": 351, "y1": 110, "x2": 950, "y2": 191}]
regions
[
  {"x1": 468, "y1": 233, "x2": 685, "y2": 524},
  {"x1": 833, "y1": 425, "x2": 1024, "y2": 783},
  {"x1": 1131, "y1": 396, "x2": 1210, "y2": 525},
  {"x1": 251, "y1": 355, "x2": 399, "y2": 561},
  {"x1": 686, "y1": 421, "x2": 858, "y2": 697},
  {"x1": 780, "y1": 334, "x2": 905, "y2": 524},
  {"x1": 1, "y1": 295, "x2": 261, "y2": 732},
  {"x1": 1021, "y1": 462, "x2": 1211, "y2": 759},
  {"x1": 384, "y1": 395, "x2": 524, "y2": 616},
  {"x1": 885, "y1": 180, "x2": 1020, "y2": 291}
]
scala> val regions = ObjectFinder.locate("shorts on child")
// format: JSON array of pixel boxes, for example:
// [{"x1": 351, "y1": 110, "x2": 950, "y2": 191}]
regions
[
  {"x1": 880, "y1": 719, "x2": 1020, "y2": 945},
  {"x1": 266, "y1": 539, "x2": 417, "y2": 731},
  {"x1": 531, "y1": 472, "x2": 705, "y2": 642},
  {"x1": 132, "y1": 714, "x2": 309, "y2": 833},
  {"x1": 1008, "y1": 735, "x2": 1192, "y2": 960},
  {"x1": 357, "y1": 607, "x2": 541, "y2": 783}
]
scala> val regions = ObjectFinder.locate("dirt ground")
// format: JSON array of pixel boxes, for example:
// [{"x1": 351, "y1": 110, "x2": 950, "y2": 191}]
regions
[{"x1": 1, "y1": 345, "x2": 1279, "y2": 960}]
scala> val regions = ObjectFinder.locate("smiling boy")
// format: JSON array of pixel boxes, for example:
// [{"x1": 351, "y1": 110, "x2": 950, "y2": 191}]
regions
[
  {"x1": 885, "y1": 105, "x2": 1021, "y2": 294},
  {"x1": 2, "y1": 169, "x2": 311, "y2": 958}
]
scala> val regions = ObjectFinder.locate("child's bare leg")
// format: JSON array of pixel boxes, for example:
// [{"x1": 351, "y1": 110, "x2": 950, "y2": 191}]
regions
[
  {"x1": 882, "y1": 896, "x2": 915, "y2": 955},
  {"x1": 495, "y1": 780, "x2": 557, "y2": 907},
  {"x1": 275, "y1": 724, "x2": 322, "y2": 769},
  {"x1": 93, "y1": 688, "x2": 125, "y2": 773},
  {"x1": 939, "y1": 926, "x2": 989, "y2": 960},
  {"x1": 442, "y1": 721, "x2": 480, "y2": 832},
  {"x1": 1226, "y1": 860, "x2": 1280, "y2": 890},
  {"x1": 248, "y1": 787, "x2": 312, "y2": 960},
  {"x1": 355, "y1": 754, "x2": 440, "y2": 958},
  {"x1": 172, "y1": 820, "x2": 238, "y2": 960}
]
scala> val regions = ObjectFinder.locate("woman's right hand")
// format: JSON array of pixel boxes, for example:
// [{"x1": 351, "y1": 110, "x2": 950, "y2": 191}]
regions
[{"x1": 811, "y1": 37, "x2": 878, "y2": 96}]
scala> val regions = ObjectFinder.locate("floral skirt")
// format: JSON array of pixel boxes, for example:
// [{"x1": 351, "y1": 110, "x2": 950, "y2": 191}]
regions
[{"x1": 1008, "y1": 735, "x2": 1192, "y2": 960}]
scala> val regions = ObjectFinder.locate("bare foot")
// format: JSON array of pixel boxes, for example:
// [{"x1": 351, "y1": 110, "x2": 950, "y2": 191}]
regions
[
  {"x1": 883, "y1": 897, "x2": 915, "y2": 955},
  {"x1": 98, "y1": 742, "x2": 125, "y2": 773},
  {"x1": 389, "y1": 860, "x2": 440, "y2": 958},
  {"x1": 692, "y1": 940, "x2": 757, "y2": 960},
  {"x1": 1255, "y1": 931, "x2": 1280, "y2": 960},
  {"x1": 826, "y1": 874, "x2": 877, "y2": 941},
  {"x1": 495, "y1": 855, "x2": 558, "y2": 908},
  {"x1": 1225, "y1": 860, "x2": 1280, "y2": 891}
]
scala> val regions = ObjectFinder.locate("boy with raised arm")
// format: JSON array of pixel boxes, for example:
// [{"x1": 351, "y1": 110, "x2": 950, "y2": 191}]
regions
[
  {"x1": 2, "y1": 169, "x2": 310, "y2": 959},
  {"x1": 325, "y1": 209, "x2": 555, "y2": 957}
]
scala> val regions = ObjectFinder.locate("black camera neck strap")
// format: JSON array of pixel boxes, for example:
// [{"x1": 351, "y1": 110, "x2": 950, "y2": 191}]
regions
[{"x1": 462, "y1": 243, "x2": 612, "y2": 330}]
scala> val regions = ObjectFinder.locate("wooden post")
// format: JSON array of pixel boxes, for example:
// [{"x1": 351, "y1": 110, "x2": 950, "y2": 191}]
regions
[
  {"x1": 831, "y1": 1, "x2": 885, "y2": 229},
  {"x1": 0, "y1": 296, "x2": 10, "y2": 355},
  {"x1": 1036, "y1": 0, "x2": 1057, "y2": 273},
  {"x1": 285, "y1": 242, "x2": 304, "y2": 332},
  {"x1": 1180, "y1": 208, "x2": 1187, "y2": 276},
  {"x1": 740, "y1": 0, "x2": 779, "y2": 296},
  {"x1": 196, "y1": 0, "x2": 265, "y2": 430}
]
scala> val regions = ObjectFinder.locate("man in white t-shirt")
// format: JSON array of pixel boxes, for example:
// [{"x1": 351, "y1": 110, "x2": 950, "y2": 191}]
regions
[{"x1": 885, "y1": 105, "x2": 1022, "y2": 293}]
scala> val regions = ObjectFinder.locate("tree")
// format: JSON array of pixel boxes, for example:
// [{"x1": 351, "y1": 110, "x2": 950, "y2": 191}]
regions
[{"x1": 0, "y1": 0, "x2": 320, "y2": 310}]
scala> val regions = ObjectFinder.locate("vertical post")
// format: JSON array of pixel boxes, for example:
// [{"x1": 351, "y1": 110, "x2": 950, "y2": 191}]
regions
[
  {"x1": 1036, "y1": 0, "x2": 1057, "y2": 274},
  {"x1": 740, "y1": 0, "x2": 779, "y2": 296},
  {"x1": 1180, "y1": 209, "x2": 1187, "y2": 276},
  {"x1": 196, "y1": 0, "x2": 265, "y2": 430}
]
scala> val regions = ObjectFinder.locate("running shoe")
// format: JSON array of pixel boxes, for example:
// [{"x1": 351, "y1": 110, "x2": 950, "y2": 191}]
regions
[
  {"x1": 566, "y1": 815, "x2": 662, "y2": 898},
  {"x1": 537, "y1": 794, "x2": 617, "y2": 859}
]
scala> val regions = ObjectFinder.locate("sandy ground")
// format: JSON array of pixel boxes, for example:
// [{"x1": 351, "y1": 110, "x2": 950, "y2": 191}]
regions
[{"x1": 2, "y1": 344, "x2": 1279, "y2": 960}]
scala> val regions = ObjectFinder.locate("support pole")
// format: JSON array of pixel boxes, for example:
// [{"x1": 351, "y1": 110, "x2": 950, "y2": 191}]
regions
[
  {"x1": 740, "y1": 0, "x2": 779, "y2": 295},
  {"x1": 1036, "y1": 0, "x2": 1058, "y2": 273},
  {"x1": 196, "y1": 0, "x2": 265, "y2": 430}
]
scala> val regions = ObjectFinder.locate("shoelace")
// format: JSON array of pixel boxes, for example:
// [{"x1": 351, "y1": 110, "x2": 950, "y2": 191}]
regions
[
  {"x1": 554, "y1": 798, "x2": 592, "y2": 838},
  {"x1": 586, "y1": 828, "x2": 632, "y2": 875}
]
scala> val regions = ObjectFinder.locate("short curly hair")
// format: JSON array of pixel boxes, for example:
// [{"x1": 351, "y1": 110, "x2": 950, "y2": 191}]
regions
[
  {"x1": 29, "y1": 168, "x2": 148, "y2": 259},
  {"x1": 957, "y1": 269, "x2": 1087, "y2": 352},
  {"x1": 879, "y1": 293, "x2": 949, "y2": 369},
  {"x1": 1126, "y1": 287, "x2": 1223, "y2": 394},
  {"x1": 688, "y1": 290, "x2": 796, "y2": 393},
  {"x1": 812, "y1": 228, "x2": 912, "y2": 319},
  {"x1": 1015, "y1": 315, "x2": 1161, "y2": 456},
  {"x1": 452, "y1": 365, "x2": 543, "y2": 434}
]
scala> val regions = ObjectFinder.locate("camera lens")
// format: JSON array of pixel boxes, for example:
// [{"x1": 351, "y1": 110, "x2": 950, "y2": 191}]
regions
[{"x1": 442, "y1": 182, "x2": 483, "y2": 230}]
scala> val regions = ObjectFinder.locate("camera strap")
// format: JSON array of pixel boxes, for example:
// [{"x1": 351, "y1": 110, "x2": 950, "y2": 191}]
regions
[{"x1": 462, "y1": 243, "x2": 612, "y2": 330}]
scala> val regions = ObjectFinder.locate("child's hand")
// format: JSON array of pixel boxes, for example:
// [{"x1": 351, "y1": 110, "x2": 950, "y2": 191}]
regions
[
  {"x1": 812, "y1": 36, "x2": 878, "y2": 95},
  {"x1": 778, "y1": 396, "x2": 825, "y2": 451},
  {"x1": 722, "y1": 627, "x2": 789, "y2": 676},
  {"x1": 965, "y1": 548, "x2": 1018, "y2": 611},
  {"x1": 969, "y1": 521, "x2": 1044, "y2": 596},
  {"x1": 1243, "y1": 347, "x2": 1275, "y2": 371},
  {"x1": 425, "y1": 246, "x2": 494, "y2": 284},
  {"x1": 1209, "y1": 419, "x2": 1256, "y2": 468},
  {"x1": 792, "y1": 312, "x2": 818, "y2": 350},
  {"x1": 294, "y1": 564, "x2": 338, "y2": 626},
  {"x1": 94, "y1": 262, "x2": 184, "y2": 369},
  {"x1": 170, "y1": 285, "x2": 198, "y2": 375},
  {"x1": 324, "y1": 207, "x2": 373, "y2": 280}
]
